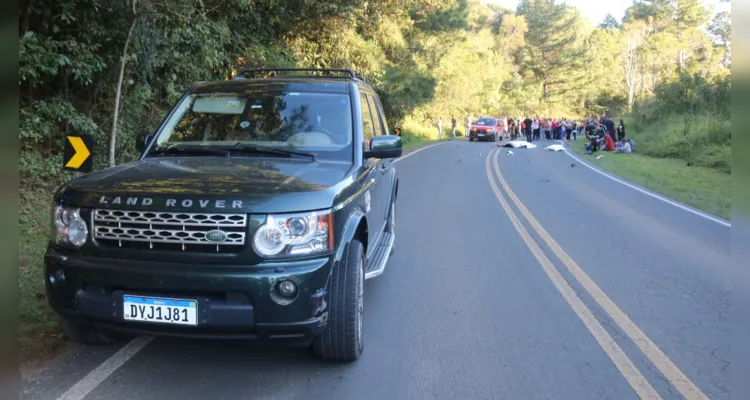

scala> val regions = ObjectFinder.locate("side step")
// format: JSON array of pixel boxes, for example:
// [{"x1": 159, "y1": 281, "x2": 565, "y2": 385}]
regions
[{"x1": 364, "y1": 231, "x2": 394, "y2": 280}]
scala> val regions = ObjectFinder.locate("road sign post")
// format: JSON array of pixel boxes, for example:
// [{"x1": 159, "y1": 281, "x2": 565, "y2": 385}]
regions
[{"x1": 63, "y1": 135, "x2": 93, "y2": 174}]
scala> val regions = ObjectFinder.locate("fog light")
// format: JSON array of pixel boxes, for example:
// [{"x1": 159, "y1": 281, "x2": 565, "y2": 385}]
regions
[
  {"x1": 278, "y1": 280, "x2": 297, "y2": 297},
  {"x1": 49, "y1": 268, "x2": 65, "y2": 287},
  {"x1": 270, "y1": 279, "x2": 299, "y2": 306}
]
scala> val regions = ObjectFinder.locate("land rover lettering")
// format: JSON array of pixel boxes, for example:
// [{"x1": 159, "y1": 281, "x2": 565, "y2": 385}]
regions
[{"x1": 98, "y1": 196, "x2": 243, "y2": 209}]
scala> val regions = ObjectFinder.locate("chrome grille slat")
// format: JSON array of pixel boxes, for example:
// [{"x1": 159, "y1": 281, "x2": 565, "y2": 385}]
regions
[
  {"x1": 94, "y1": 210, "x2": 246, "y2": 227},
  {"x1": 93, "y1": 209, "x2": 248, "y2": 249},
  {"x1": 94, "y1": 226, "x2": 245, "y2": 245}
]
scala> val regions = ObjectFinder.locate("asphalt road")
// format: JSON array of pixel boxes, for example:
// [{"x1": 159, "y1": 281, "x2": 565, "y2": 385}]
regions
[{"x1": 22, "y1": 139, "x2": 731, "y2": 400}]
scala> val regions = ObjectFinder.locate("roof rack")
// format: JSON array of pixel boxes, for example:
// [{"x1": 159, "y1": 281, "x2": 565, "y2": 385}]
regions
[{"x1": 234, "y1": 68, "x2": 365, "y2": 81}]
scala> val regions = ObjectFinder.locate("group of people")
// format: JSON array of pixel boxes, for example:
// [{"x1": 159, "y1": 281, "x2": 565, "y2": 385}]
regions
[
  {"x1": 582, "y1": 117, "x2": 633, "y2": 154},
  {"x1": 504, "y1": 116, "x2": 581, "y2": 142},
  {"x1": 435, "y1": 113, "x2": 634, "y2": 155},
  {"x1": 436, "y1": 115, "x2": 473, "y2": 139}
]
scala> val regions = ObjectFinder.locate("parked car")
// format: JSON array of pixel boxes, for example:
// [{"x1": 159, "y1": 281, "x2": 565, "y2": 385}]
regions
[
  {"x1": 469, "y1": 117, "x2": 502, "y2": 142},
  {"x1": 44, "y1": 68, "x2": 401, "y2": 362}
]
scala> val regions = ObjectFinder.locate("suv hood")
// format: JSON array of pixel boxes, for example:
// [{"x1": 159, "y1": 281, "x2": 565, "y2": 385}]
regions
[{"x1": 57, "y1": 157, "x2": 354, "y2": 214}]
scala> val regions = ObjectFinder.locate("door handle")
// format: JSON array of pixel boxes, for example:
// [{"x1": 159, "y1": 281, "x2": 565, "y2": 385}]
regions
[{"x1": 379, "y1": 163, "x2": 388, "y2": 171}]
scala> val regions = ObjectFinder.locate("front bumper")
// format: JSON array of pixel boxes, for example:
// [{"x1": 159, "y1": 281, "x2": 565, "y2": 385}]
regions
[
  {"x1": 471, "y1": 131, "x2": 495, "y2": 140},
  {"x1": 44, "y1": 247, "x2": 333, "y2": 340}
]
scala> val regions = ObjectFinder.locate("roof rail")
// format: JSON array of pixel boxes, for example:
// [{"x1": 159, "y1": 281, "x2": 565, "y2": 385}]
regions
[{"x1": 234, "y1": 68, "x2": 359, "y2": 80}]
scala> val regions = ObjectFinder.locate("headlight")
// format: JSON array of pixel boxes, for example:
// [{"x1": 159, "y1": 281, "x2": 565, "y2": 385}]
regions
[
  {"x1": 51, "y1": 205, "x2": 89, "y2": 247},
  {"x1": 252, "y1": 211, "x2": 333, "y2": 258}
]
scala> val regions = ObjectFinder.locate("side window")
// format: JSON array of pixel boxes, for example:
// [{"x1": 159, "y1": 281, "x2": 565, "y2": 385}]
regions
[
  {"x1": 360, "y1": 93, "x2": 376, "y2": 148},
  {"x1": 366, "y1": 95, "x2": 386, "y2": 136}
]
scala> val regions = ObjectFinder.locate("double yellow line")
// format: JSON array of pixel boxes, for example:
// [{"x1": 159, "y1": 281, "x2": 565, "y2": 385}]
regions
[{"x1": 484, "y1": 147, "x2": 708, "y2": 400}]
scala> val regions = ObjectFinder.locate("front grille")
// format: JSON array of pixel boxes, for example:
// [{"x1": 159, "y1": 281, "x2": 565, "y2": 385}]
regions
[{"x1": 92, "y1": 209, "x2": 248, "y2": 252}]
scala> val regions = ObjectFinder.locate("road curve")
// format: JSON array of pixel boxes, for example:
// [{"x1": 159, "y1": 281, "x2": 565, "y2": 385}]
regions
[{"x1": 22, "y1": 139, "x2": 730, "y2": 400}]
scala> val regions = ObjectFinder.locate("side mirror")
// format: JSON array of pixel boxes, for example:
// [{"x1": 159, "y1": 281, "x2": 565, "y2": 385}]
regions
[
  {"x1": 364, "y1": 135, "x2": 402, "y2": 159},
  {"x1": 136, "y1": 131, "x2": 154, "y2": 153}
]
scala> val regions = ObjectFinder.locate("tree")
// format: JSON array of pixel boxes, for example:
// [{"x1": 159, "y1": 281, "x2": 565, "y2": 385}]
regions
[
  {"x1": 516, "y1": 0, "x2": 588, "y2": 109},
  {"x1": 621, "y1": 20, "x2": 653, "y2": 109},
  {"x1": 708, "y1": 11, "x2": 731, "y2": 67},
  {"x1": 599, "y1": 14, "x2": 621, "y2": 30}
]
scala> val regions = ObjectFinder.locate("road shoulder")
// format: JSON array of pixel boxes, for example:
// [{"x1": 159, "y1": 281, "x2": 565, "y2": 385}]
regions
[{"x1": 565, "y1": 139, "x2": 731, "y2": 221}]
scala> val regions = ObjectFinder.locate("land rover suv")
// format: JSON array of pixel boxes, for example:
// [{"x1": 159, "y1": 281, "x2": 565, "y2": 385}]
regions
[{"x1": 44, "y1": 68, "x2": 401, "y2": 362}]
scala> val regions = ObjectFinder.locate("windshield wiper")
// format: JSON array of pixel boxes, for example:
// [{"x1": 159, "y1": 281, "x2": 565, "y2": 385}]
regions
[
  {"x1": 150, "y1": 145, "x2": 231, "y2": 158},
  {"x1": 226, "y1": 143, "x2": 318, "y2": 161}
]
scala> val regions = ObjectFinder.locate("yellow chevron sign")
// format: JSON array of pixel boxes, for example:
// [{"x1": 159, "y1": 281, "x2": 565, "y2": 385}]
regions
[{"x1": 63, "y1": 135, "x2": 93, "y2": 172}]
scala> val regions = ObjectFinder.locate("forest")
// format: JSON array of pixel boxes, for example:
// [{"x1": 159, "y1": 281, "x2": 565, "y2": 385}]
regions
[{"x1": 18, "y1": 0, "x2": 731, "y2": 360}]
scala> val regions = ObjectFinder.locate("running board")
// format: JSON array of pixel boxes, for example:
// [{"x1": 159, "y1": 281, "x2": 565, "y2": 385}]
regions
[{"x1": 364, "y1": 231, "x2": 394, "y2": 280}]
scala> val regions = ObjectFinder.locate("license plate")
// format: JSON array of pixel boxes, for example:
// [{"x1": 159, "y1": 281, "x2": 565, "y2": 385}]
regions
[
  {"x1": 478, "y1": 133, "x2": 485, "y2": 136},
  {"x1": 123, "y1": 295, "x2": 198, "y2": 326}
]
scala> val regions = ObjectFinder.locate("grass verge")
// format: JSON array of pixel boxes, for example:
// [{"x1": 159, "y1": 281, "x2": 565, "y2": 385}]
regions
[
  {"x1": 399, "y1": 123, "x2": 460, "y2": 152},
  {"x1": 569, "y1": 140, "x2": 731, "y2": 220},
  {"x1": 19, "y1": 185, "x2": 69, "y2": 372}
]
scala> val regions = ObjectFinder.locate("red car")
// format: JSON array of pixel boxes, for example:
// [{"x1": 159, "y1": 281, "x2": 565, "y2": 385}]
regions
[{"x1": 469, "y1": 117, "x2": 502, "y2": 142}]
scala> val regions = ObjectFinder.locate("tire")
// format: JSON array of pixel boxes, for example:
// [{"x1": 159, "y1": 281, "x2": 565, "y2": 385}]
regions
[
  {"x1": 59, "y1": 315, "x2": 116, "y2": 345},
  {"x1": 312, "y1": 239, "x2": 365, "y2": 362}
]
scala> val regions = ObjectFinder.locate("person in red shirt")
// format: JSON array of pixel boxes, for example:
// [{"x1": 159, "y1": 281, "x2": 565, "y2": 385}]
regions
[{"x1": 604, "y1": 133, "x2": 615, "y2": 151}]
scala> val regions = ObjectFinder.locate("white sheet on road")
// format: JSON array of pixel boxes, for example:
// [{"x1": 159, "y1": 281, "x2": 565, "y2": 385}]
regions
[
  {"x1": 501, "y1": 140, "x2": 537, "y2": 149},
  {"x1": 545, "y1": 144, "x2": 565, "y2": 152}
]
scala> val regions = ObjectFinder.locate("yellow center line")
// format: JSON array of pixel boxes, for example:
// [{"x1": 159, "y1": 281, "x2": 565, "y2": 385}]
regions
[
  {"x1": 488, "y1": 147, "x2": 710, "y2": 400},
  {"x1": 484, "y1": 147, "x2": 661, "y2": 399}
]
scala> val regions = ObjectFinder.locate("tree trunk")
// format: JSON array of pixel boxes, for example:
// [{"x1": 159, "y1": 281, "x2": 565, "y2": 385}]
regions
[{"x1": 108, "y1": 6, "x2": 138, "y2": 168}]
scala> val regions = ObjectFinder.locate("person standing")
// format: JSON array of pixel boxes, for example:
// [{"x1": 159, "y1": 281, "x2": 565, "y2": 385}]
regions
[
  {"x1": 605, "y1": 118, "x2": 616, "y2": 140},
  {"x1": 437, "y1": 116, "x2": 443, "y2": 139},
  {"x1": 551, "y1": 119, "x2": 558, "y2": 140},
  {"x1": 516, "y1": 116, "x2": 522, "y2": 140},
  {"x1": 523, "y1": 116, "x2": 533, "y2": 142},
  {"x1": 451, "y1": 116, "x2": 457, "y2": 138},
  {"x1": 532, "y1": 117, "x2": 540, "y2": 141},
  {"x1": 465, "y1": 114, "x2": 472, "y2": 138},
  {"x1": 617, "y1": 119, "x2": 626, "y2": 140}
]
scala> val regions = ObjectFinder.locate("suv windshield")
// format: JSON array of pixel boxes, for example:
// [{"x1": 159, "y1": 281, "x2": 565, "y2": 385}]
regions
[
  {"x1": 474, "y1": 118, "x2": 497, "y2": 126},
  {"x1": 150, "y1": 90, "x2": 354, "y2": 162}
]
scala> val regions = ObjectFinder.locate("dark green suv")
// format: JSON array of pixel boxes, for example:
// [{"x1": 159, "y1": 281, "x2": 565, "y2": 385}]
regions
[{"x1": 45, "y1": 68, "x2": 402, "y2": 362}]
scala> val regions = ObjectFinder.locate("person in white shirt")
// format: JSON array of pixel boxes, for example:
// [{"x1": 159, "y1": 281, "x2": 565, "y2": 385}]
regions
[
  {"x1": 615, "y1": 138, "x2": 632, "y2": 153},
  {"x1": 531, "y1": 118, "x2": 539, "y2": 140}
]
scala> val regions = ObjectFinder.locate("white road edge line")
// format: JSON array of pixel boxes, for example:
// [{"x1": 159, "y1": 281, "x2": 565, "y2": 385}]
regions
[
  {"x1": 563, "y1": 146, "x2": 731, "y2": 227},
  {"x1": 393, "y1": 139, "x2": 456, "y2": 164},
  {"x1": 57, "y1": 336, "x2": 154, "y2": 400}
]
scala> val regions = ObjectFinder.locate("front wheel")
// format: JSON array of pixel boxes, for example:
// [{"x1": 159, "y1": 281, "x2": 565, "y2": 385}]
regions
[{"x1": 312, "y1": 239, "x2": 365, "y2": 362}]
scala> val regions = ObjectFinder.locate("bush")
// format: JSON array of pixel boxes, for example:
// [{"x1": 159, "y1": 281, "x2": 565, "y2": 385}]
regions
[
  {"x1": 623, "y1": 113, "x2": 731, "y2": 173},
  {"x1": 398, "y1": 121, "x2": 460, "y2": 148}
]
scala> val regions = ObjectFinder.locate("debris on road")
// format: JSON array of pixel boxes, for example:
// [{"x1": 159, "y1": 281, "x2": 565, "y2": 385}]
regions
[
  {"x1": 570, "y1": 163, "x2": 576, "y2": 168},
  {"x1": 545, "y1": 144, "x2": 565, "y2": 152},
  {"x1": 507, "y1": 150, "x2": 514, "y2": 155}
]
